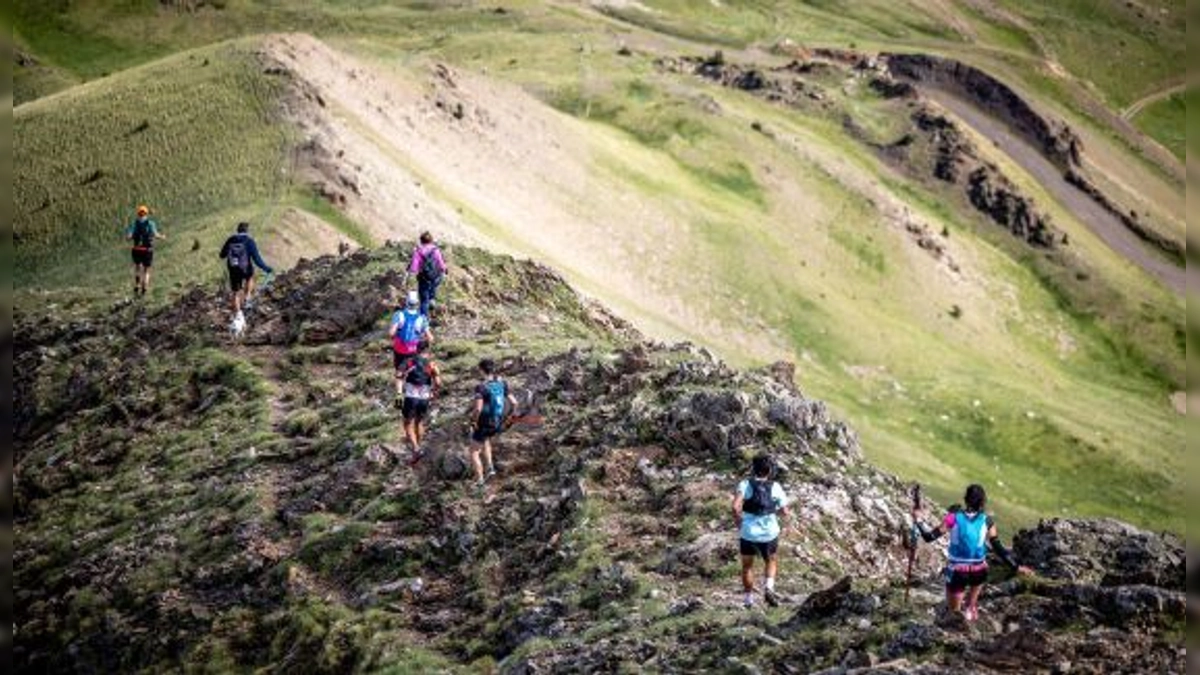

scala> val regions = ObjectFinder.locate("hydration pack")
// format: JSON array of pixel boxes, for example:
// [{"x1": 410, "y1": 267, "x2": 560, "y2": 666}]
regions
[
  {"x1": 397, "y1": 309, "x2": 425, "y2": 345},
  {"x1": 418, "y1": 246, "x2": 443, "y2": 282},
  {"x1": 132, "y1": 219, "x2": 154, "y2": 248},
  {"x1": 742, "y1": 479, "x2": 777, "y2": 516},
  {"x1": 947, "y1": 510, "x2": 989, "y2": 565},
  {"x1": 404, "y1": 356, "x2": 433, "y2": 386},
  {"x1": 480, "y1": 379, "x2": 507, "y2": 429},
  {"x1": 227, "y1": 238, "x2": 251, "y2": 272}
]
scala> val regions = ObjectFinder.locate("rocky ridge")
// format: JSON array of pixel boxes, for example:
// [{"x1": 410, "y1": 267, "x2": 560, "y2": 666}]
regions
[{"x1": 14, "y1": 245, "x2": 1185, "y2": 672}]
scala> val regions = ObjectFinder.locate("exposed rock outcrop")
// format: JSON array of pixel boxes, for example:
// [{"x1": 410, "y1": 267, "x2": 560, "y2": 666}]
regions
[
  {"x1": 13, "y1": 245, "x2": 1183, "y2": 673},
  {"x1": 884, "y1": 53, "x2": 1084, "y2": 170}
]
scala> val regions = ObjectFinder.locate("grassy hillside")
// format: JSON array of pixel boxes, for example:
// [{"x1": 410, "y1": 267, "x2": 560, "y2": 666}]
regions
[
  {"x1": 1131, "y1": 91, "x2": 1187, "y2": 162},
  {"x1": 11, "y1": 5, "x2": 1185, "y2": 533},
  {"x1": 14, "y1": 40, "x2": 308, "y2": 298}
]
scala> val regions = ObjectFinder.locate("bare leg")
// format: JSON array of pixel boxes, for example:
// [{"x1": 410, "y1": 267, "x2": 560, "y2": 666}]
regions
[
  {"x1": 404, "y1": 418, "x2": 419, "y2": 453},
  {"x1": 741, "y1": 555, "x2": 756, "y2": 592},
  {"x1": 232, "y1": 283, "x2": 246, "y2": 314},
  {"x1": 142, "y1": 266, "x2": 152, "y2": 294},
  {"x1": 482, "y1": 438, "x2": 494, "y2": 473},
  {"x1": 946, "y1": 586, "x2": 964, "y2": 613},
  {"x1": 416, "y1": 419, "x2": 427, "y2": 446},
  {"x1": 965, "y1": 584, "x2": 984, "y2": 619},
  {"x1": 470, "y1": 445, "x2": 484, "y2": 482}
]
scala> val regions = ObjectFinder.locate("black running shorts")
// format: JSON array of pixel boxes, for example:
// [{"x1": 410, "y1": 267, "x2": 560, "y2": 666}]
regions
[
  {"x1": 945, "y1": 565, "x2": 989, "y2": 592},
  {"x1": 402, "y1": 397, "x2": 430, "y2": 422},
  {"x1": 229, "y1": 266, "x2": 254, "y2": 291},
  {"x1": 393, "y1": 350, "x2": 418, "y2": 371},
  {"x1": 132, "y1": 248, "x2": 154, "y2": 267},
  {"x1": 739, "y1": 537, "x2": 779, "y2": 560},
  {"x1": 471, "y1": 422, "x2": 501, "y2": 444}
]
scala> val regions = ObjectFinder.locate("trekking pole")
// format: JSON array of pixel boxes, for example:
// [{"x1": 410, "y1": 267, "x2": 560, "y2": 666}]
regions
[{"x1": 905, "y1": 483, "x2": 922, "y2": 603}]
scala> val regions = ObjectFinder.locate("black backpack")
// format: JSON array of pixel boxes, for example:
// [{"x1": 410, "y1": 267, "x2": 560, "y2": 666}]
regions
[
  {"x1": 742, "y1": 479, "x2": 777, "y2": 516},
  {"x1": 227, "y1": 237, "x2": 251, "y2": 272},
  {"x1": 418, "y1": 246, "x2": 443, "y2": 282},
  {"x1": 132, "y1": 219, "x2": 154, "y2": 248},
  {"x1": 404, "y1": 356, "x2": 433, "y2": 386}
]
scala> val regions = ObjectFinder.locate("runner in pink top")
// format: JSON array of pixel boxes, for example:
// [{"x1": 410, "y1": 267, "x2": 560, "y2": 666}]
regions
[{"x1": 407, "y1": 232, "x2": 447, "y2": 318}]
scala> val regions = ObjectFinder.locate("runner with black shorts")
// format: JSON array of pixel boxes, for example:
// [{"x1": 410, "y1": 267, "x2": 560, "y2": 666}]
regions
[
  {"x1": 398, "y1": 342, "x2": 441, "y2": 463},
  {"x1": 731, "y1": 454, "x2": 791, "y2": 608},
  {"x1": 124, "y1": 205, "x2": 165, "y2": 297},
  {"x1": 468, "y1": 358, "x2": 518, "y2": 491},
  {"x1": 912, "y1": 484, "x2": 1032, "y2": 623},
  {"x1": 219, "y1": 222, "x2": 273, "y2": 317}
]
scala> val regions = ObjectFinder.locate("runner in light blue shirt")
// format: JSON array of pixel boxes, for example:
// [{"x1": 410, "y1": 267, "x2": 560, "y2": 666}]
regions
[{"x1": 731, "y1": 454, "x2": 790, "y2": 608}]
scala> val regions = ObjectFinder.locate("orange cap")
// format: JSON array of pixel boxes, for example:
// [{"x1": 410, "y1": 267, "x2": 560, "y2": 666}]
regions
[{"x1": 136, "y1": 205, "x2": 149, "y2": 216}]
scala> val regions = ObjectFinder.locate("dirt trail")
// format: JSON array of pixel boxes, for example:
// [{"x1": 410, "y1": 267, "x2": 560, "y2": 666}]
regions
[
  {"x1": 920, "y1": 87, "x2": 1185, "y2": 295},
  {"x1": 1120, "y1": 81, "x2": 1187, "y2": 120}
]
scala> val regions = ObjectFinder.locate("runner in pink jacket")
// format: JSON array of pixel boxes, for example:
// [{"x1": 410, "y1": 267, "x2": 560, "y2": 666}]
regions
[{"x1": 407, "y1": 231, "x2": 447, "y2": 318}]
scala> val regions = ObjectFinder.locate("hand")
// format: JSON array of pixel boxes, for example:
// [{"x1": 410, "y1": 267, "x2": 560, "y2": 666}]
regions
[
  {"x1": 1016, "y1": 565, "x2": 1033, "y2": 576},
  {"x1": 911, "y1": 507, "x2": 927, "y2": 521}
]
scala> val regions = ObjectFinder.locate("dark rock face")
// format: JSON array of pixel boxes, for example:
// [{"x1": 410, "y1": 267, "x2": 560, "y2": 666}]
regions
[
  {"x1": 1064, "y1": 169, "x2": 1185, "y2": 264},
  {"x1": 1014, "y1": 518, "x2": 1185, "y2": 589},
  {"x1": 966, "y1": 167, "x2": 1056, "y2": 247},
  {"x1": 884, "y1": 53, "x2": 1083, "y2": 170},
  {"x1": 909, "y1": 106, "x2": 1060, "y2": 248}
]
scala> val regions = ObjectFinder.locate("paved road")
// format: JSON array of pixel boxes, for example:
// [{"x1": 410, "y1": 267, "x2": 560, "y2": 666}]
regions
[{"x1": 921, "y1": 87, "x2": 1185, "y2": 296}]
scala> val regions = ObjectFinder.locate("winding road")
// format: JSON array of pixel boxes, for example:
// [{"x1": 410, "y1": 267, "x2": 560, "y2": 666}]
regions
[{"x1": 920, "y1": 87, "x2": 1185, "y2": 295}]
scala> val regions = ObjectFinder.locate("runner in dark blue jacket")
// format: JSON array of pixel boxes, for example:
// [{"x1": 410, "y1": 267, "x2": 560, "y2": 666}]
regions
[{"x1": 219, "y1": 222, "x2": 273, "y2": 314}]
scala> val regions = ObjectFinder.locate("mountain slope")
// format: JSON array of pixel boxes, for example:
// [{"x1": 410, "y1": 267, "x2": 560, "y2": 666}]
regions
[
  {"x1": 13, "y1": 244, "x2": 1185, "y2": 672},
  {"x1": 14, "y1": 30, "x2": 1184, "y2": 532}
]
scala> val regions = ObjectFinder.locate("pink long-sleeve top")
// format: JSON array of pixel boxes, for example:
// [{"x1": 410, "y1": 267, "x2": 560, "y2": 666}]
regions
[{"x1": 408, "y1": 244, "x2": 447, "y2": 275}]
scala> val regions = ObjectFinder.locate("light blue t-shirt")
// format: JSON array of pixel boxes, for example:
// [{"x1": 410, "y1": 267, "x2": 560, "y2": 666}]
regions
[{"x1": 737, "y1": 479, "x2": 789, "y2": 543}]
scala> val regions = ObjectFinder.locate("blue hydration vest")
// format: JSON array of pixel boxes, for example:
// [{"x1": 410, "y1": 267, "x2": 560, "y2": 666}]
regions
[
  {"x1": 480, "y1": 380, "x2": 507, "y2": 429},
  {"x1": 947, "y1": 511, "x2": 989, "y2": 565}
]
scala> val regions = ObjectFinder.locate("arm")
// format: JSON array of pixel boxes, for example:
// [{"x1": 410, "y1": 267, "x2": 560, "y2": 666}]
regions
[
  {"x1": 218, "y1": 237, "x2": 230, "y2": 260},
  {"x1": 388, "y1": 314, "x2": 400, "y2": 338},
  {"x1": 731, "y1": 490, "x2": 744, "y2": 531},
  {"x1": 986, "y1": 522, "x2": 1031, "y2": 574},
  {"x1": 431, "y1": 363, "x2": 443, "y2": 394},
  {"x1": 248, "y1": 239, "x2": 273, "y2": 274},
  {"x1": 408, "y1": 249, "x2": 423, "y2": 275},
  {"x1": 775, "y1": 485, "x2": 792, "y2": 529},
  {"x1": 912, "y1": 508, "x2": 947, "y2": 543},
  {"x1": 152, "y1": 221, "x2": 166, "y2": 240},
  {"x1": 124, "y1": 223, "x2": 134, "y2": 240},
  {"x1": 434, "y1": 247, "x2": 447, "y2": 273},
  {"x1": 472, "y1": 397, "x2": 483, "y2": 428},
  {"x1": 422, "y1": 327, "x2": 435, "y2": 345}
]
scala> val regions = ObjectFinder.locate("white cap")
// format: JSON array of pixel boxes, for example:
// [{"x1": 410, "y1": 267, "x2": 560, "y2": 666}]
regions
[{"x1": 406, "y1": 290, "x2": 420, "y2": 307}]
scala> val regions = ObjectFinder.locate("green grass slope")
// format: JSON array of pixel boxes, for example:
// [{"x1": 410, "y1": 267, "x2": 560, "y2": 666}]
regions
[
  {"x1": 11, "y1": 7, "x2": 1184, "y2": 533},
  {"x1": 13, "y1": 39, "x2": 295, "y2": 296},
  {"x1": 1131, "y1": 91, "x2": 1187, "y2": 162}
]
